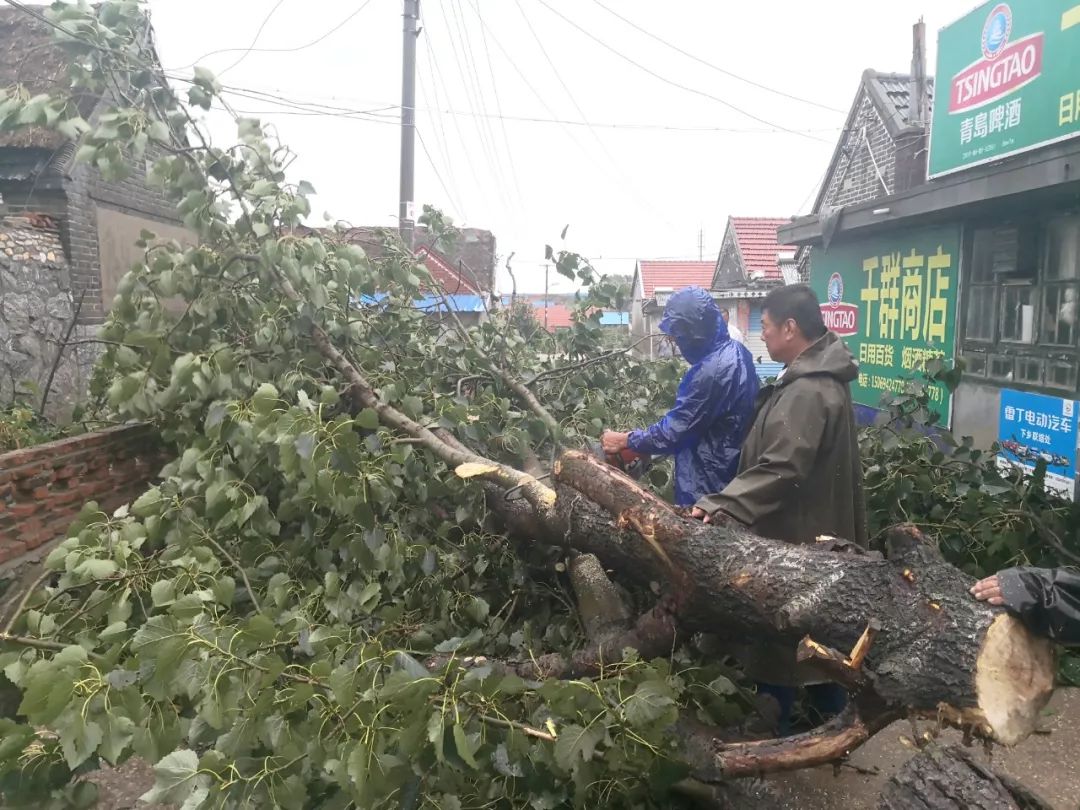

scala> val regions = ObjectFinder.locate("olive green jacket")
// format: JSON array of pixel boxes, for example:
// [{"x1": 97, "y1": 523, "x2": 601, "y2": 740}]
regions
[{"x1": 696, "y1": 331, "x2": 868, "y2": 548}]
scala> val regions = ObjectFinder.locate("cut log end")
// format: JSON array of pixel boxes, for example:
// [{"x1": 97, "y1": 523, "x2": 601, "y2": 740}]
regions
[{"x1": 974, "y1": 613, "x2": 1055, "y2": 746}]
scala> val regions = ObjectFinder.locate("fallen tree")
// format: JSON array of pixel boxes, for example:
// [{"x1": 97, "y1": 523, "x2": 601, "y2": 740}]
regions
[{"x1": 0, "y1": 4, "x2": 1059, "y2": 808}]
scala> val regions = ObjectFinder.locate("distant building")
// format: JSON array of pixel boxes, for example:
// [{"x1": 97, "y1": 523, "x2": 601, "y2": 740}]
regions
[
  {"x1": 712, "y1": 217, "x2": 796, "y2": 380},
  {"x1": 629, "y1": 260, "x2": 714, "y2": 358}
]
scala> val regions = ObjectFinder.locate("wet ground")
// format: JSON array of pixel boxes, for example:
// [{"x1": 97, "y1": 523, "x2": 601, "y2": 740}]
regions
[{"x1": 84, "y1": 689, "x2": 1080, "y2": 809}]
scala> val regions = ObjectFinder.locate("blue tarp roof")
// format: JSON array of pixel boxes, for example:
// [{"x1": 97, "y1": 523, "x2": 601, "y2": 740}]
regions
[{"x1": 354, "y1": 293, "x2": 487, "y2": 313}]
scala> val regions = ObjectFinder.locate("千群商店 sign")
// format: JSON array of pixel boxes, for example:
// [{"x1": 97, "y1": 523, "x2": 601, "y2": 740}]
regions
[{"x1": 928, "y1": 1, "x2": 1080, "y2": 177}]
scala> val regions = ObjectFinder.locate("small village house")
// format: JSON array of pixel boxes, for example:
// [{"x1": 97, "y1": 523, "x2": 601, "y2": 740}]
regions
[
  {"x1": 711, "y1": 217, "x2": 798, "y2": 379},
  {"x1": 0, "y1": 8, "x2": 190, "y2": 413}
]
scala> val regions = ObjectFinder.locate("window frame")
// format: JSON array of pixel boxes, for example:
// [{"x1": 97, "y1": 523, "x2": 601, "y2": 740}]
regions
[{"x1": 960, "y1": 212, "x2": 1080, "y2": 394}]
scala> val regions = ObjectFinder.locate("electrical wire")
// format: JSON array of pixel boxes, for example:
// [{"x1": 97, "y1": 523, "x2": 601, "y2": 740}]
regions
[
  {"x1": 469, "y1": 0, "x2": 527, "y2": 212},
  {"x1": 436, "y1": 0, "x2": 514, "y2": 216},
  {"x1": 416, "y1": 57, "x2": 469, "y2": 220},
  {"x1": 416, "y1": 126, "x2": 468, "y2": 222},
  {"x1": 462, "y1": 0, "x2": 683, "y2": 234},
  {"x1": 534, "y1": 0, "x2": 831, "y2": 143},
  {"x1": 172, "y1": 0, "x2": 375, "y2": 71},
  {"x1": 216, "y1": 0, "x2": 288, "y2": 78},
  {"x1": 420, "y1": 29, "x2": 487, "y2": 216},
  {"x1": 588, "y1": 0, "x2": 846, "y2": 114}
]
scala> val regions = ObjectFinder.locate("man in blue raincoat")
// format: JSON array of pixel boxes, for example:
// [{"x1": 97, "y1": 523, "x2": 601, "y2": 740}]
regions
[{"x1": 602, "y1": 286, "x2": 759, "y2": 506}]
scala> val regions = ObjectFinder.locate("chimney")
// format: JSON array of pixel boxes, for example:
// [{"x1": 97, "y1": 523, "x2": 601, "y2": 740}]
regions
[
  {"x1": 895, "y1": 18, "x2": 931, "y2": 192},
  {"x1": 909, "y1": 19, "x2": 929, "y2": 127}
]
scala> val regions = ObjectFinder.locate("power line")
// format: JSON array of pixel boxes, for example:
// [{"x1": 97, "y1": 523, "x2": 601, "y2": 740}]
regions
[
  {"x1": 172, "y1": 0, "x2": 375, "y2": 71},
  {"x1": 450, "y1": 0, "x2": 515, "y2": 205},
  {"x1": 470, "y1": 0, "x2": 527, "y2": 212},
  {"x1": 217, "y1": 0, "x2": 288, "y2": 78},
  {"x1": 588, "y1": 0, "x2": 846, "y2": 114},
  {"x1": 416, "y1": 126, "x2": 468, "y2": 222},
  {"x1": 436, "y1": 0, "x2": 515, "y2": 217},
  {"x1": 416, "y1": 53, "x2": 469, "y2": 220},
  {"x1": 463, "y1": 0, "x2": 683, "y2": 234},
  {"x1": 533, "y1": 0, "x2": 830, "y2": 143}
]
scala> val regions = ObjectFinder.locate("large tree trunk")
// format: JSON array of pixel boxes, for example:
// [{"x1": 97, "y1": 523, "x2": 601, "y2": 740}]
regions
[
  {"x1": 551, "y1": 451, "x2": 1055, "y2": 749},
  {"x1": 879, "y1": 745, "x2": 1054, "y2": 810}
]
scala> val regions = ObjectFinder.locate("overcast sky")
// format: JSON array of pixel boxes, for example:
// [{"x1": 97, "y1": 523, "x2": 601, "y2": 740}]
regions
[{"x1": 139, "y1": 0, "x2": 982, "y2": 293}]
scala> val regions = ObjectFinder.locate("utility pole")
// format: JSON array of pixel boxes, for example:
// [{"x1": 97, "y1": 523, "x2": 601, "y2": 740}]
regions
[
  {"x1": 399, "y1": 0, "x2": 420, "y2": 249},
  {"x1": 697, "y1": 228, "x2": 705, "y2": 261}
]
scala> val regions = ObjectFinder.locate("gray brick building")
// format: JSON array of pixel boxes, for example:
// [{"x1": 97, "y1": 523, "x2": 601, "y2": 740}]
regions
[
  {"x1": 0, "y1": 7, "x2": 188, "y2": 326},
  {"x1": 798, "y1": 70, "x2": 934, "y2": 278}
]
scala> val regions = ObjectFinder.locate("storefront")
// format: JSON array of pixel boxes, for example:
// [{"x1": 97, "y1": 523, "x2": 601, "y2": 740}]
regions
[{"x1": 782, "y1": 0, "x2": 1080, "y2": 496}]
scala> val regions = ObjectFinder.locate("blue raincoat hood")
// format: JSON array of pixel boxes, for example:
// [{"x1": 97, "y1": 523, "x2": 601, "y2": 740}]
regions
[
  {"x1": 659, "y1": 287, "x2": 730, "y2": 364},
  {"x1": 630, "y1": 286, "x2": 758, "y2": 505}
]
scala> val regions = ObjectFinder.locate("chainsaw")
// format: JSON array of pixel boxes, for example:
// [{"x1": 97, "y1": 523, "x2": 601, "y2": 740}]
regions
[{"x1": 591, "y1": 443, "x2": 651, "y2": 479}]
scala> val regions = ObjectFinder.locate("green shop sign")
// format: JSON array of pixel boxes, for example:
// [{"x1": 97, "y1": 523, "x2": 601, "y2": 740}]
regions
[
  {"x1": 929, "y1": 1, "x2": 1080, "y2": 177},
  {"x1": 810, "y1": 225, "x2": 960, "y2": 424}
]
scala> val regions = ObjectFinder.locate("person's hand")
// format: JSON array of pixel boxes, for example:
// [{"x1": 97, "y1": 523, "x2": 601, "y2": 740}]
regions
[
  {"x1": 601, "y1": 430, "x2": 629, "y2": 454},
  {"x1": 970, "y1": 574, "x2": 1004, "y2": 605},
  {"x1": 691, "y1": 507, "x2": 713, "y2": 524}
]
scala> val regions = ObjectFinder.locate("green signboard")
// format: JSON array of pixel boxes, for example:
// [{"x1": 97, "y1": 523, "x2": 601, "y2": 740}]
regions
[
  {"x1": 929, "y1": 1, "x2": 1080, "y2": 177},
  {"x1": 810, "y1": 225, "x2": 961, "y2": 424}
]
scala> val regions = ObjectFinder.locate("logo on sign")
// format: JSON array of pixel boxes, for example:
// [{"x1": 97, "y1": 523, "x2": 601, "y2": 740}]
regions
[
  {"x1": 820, "y1": 274, "x2": 858, "y2": 336},
  {"x1": 950, "y1": 3, "x2": 1042, "y2": 114},
  {"x1": 827, "y1": 273, "x2": 843, "y2": 306},
  {"x1": 982, "y1": 4, "x2": 1012, "y2": 60}
]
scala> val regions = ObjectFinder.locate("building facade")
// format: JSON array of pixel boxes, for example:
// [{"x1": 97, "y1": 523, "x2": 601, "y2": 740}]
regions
[{"x1": 782, "y1": 0, "x2": 1080, "y2": 497}]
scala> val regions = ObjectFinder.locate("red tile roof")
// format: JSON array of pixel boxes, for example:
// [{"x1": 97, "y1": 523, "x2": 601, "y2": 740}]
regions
[
  {"x1": 637, "y1": 260, "x2": 715, "y2": 299},
  {"x1": 416, "y1": 246, "x2": 479, "y2": 295},
  {"x1": 730, "y1": 218, "x2": 794, "y2": 281},
  {"x1": 533, "y1": 303, "x2": 575, "y2": 331}
]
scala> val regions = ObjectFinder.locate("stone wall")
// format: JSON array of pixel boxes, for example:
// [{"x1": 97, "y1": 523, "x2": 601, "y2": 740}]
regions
[{"x1": 0, "y1": 216, "x2": 99, "y2": 417}]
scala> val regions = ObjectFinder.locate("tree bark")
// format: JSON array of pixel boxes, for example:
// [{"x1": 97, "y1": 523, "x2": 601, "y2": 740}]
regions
[
  {"x1": 552, "y1": 451, "x2": 1055, "y2": 747},
  {"x1": 878, "y1": 745, "x2": 1054, "y2": 810}
]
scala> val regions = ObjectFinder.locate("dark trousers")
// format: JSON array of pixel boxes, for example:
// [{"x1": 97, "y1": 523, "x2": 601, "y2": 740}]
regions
[{"x1": 756, "y1": 682, "x2": 848, "y2": 736}]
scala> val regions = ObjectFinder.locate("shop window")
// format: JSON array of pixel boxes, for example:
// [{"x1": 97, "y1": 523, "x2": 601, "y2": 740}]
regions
[{"x1": 962, "y1": 214, "x2": 1080, "y2": 393}]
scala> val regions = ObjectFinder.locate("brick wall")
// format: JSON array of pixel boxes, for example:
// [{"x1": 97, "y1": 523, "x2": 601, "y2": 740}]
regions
[
  {"x1": 820, "y1": 90, "x2": 898, "y2": 209},
  {"x1": 0, "y1": 424, "x2": 165, "y2": 564}
]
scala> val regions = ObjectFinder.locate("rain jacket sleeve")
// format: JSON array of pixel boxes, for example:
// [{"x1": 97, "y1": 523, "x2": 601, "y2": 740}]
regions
[
  {"x1": 997, "y1": 566, "x2": 1080, "y2": 645},
  {"x1": 626, "y1": 358, "x2": 737, "y2": 456},
  {"x1": 695, "y1": 383, "x2": 827, "y2": 526}
]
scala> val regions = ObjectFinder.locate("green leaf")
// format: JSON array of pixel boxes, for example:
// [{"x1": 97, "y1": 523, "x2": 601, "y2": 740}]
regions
[
  {"x1": 55, "y1": 711, "x2": 104, "y2": 768},
  {"x1": 427, "y1": 712, "x2": 444, "y2": 761},
  {"x1": 553, "y1": 723, "x2": 605, "y2": 772},
  {"x1": 347, "y1": 740, "x2": 369, "y2": 796},
  {"x1": 357, "y1": 408, "x2": 380, "y2": 430},
  {"x1": 141, "y1": 749, "x2": 202, "y2": 805},
  {"x1": 252, "y1": 382, "x2": 279, "y2": 415},
  {"x1": 624, "y1": 680, "x2": 676, "y2": 727},
  {"x1": 74, "y1": 558, "x2": 117, "y2": 579},
  {"x1": 452, "y1": 723, "x2": 479, "y2": 769}
]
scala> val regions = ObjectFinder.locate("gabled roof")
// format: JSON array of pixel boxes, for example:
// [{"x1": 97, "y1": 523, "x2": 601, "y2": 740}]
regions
[
  {"x1": 636, "y1": 260, "x2": 714, "y2": 299},
  {"x1": 807, "y1": 69, "x2": 935, "y2": 216},
  {"x1": 729, "y1": 217, "x2": 794, "y2": 281},
  {"x1": 863, "y1": 70, "x2": 935, "y2": 140},
  {"x1": 293, "y1": 225, "x2": 496, "y2": 291},
  {"x1": 415, "y1": 245, "x2": 479, "y2": 295}
]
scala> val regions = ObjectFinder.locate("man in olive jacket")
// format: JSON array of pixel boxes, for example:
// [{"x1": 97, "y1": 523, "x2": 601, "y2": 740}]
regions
[{"x1": 692, "y1": 283, "x2": 867, "y2": 734}]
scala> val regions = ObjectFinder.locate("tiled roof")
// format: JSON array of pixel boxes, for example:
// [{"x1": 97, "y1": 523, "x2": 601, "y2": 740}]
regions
[
  {"x1": 533, "y1": 303, "x2": 575, "y2": 331},
  {"x1": 416, "y1": 246, "x2": 479, "y2": 295},
  {"x1": 637, "y1": 260, "x2": 714, "y2": 298},
  {"x1": 863, "y1": 70, "x2": 936, "y2": 138},
  {"x1": 730, "y1": 218, "x2": 794, "y2": 281}
]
